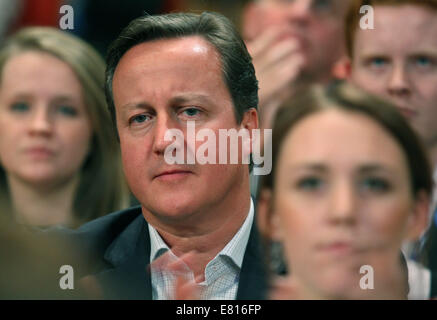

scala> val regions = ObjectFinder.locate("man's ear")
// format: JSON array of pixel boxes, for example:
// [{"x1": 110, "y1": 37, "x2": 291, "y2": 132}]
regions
[
  {"x1": 257, "y1": 189, "x2": 283, "y2": 241},
  {"x1": 241, "y1": 108, "x2": 259, "y2": 131},
  {"x1": 405, "y1": 190, "x2": 430, "y2": 241},
  {"x1": 332, "y1": 55, "x2": 352, "y2": 80},
  {"x1": 240, "y1": 108, "x2": 259, "y2": 158}
]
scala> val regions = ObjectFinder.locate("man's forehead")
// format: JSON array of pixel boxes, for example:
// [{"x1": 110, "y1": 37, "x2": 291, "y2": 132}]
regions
[
  {"x1": 355, "y1": 5, "x2": 437, "y2": 49},
  {"x1": 115, "y1": 36, "x2": 220, "y2": 73},
  {"x1": 374, "y1": 5, "x2": 437, "y2": 22},
  {"x1": 112, "y1": 35, "x2": 231, "y2": 109}
]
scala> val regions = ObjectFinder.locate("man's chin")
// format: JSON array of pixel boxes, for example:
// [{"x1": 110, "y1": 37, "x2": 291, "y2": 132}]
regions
[{"x1": 141, "y1": 198, "x2": 201, "y2": 221}]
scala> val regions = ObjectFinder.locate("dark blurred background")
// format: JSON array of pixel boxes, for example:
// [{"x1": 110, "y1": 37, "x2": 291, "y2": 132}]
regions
[{"x1": 0, "y1": 0, "x2": 251, "y2": 56}]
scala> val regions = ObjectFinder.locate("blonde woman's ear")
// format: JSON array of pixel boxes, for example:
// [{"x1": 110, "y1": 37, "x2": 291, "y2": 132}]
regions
[
  {"x1": 406, "y1": 190, "x2": 430, "y2": 241},
  {"x1": 257, "y1": 189, "x2": 283, "y2": 241}
]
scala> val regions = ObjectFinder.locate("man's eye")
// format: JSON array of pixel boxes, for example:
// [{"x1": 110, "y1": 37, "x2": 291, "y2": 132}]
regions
[
  {"x1": 414, "y1": 56, "x2": 435, "y2": 69},
  {"x1": 10, "y1": 102, "x2": 30, "y2": 112},
  {"x1": 369, "y1": 57, "x2": 388, "y2": 68},
  {"x1": 181, "y1": 108, "x2": 201, "y2": 117},
  {"x1": 130, "y1": 114, "x2": 151, "y2": 124},
  {"x1": 360, "y1": 177, "x2": 391, "y2": 193},
  {"x1": 57, "y1": 105, "x2": 77, "y2": 117}
]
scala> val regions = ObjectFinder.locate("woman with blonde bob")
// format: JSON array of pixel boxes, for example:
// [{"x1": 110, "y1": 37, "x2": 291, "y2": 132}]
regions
[
  {"x1": 0, "y1": 27, "x2": 129, "y2": 228},
  {"x1": 257, "y1": 82, "x2": 433, "y2": 299}
]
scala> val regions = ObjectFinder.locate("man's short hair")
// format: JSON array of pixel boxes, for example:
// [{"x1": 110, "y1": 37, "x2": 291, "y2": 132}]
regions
[
  {"x1": 105, "y1": 11, "x2": 258, "y2": 127},
  {"x1": 345, "y1": 0, "x2": 437, "y2": 57}
]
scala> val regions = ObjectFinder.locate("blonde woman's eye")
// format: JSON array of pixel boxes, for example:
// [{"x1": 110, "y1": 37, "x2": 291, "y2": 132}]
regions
[
  {"x1": 10, "y1": 102, "x2": 30, "y2": 112},
  {"x1": 57, "y1": 105, "x2": 77, "y2": 117}
]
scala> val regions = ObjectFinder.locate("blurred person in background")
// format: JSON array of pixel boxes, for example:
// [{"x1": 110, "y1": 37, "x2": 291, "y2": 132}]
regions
[
  {"x1": 0, "y1": 27, "x2": 129, "y2": 229},
  {"x1": 0, "y1": 213, "x2": 97, "y2": 299},
  {"x1": 257, "y1": 83, "x2": 432, "y2": 299},
  {"x1": 242, "y1": 0, "x2": 352, "y2": 130},
  {"x1": 346, "y1": 0, "x2": 437, "y2": 298}
]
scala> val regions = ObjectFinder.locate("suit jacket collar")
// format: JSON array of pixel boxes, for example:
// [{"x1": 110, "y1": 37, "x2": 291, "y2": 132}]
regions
[{"x1": 95, "y1": 213, "x2": 152, "y2": 299}]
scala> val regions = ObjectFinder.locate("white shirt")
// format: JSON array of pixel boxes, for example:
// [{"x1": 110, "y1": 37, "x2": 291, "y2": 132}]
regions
[
  {"x1": 407, "y1": 260, "x2": 431, "y2": 300},
  {"x1": 148, "y1": 198, "x2": 255, "y2": 300}
]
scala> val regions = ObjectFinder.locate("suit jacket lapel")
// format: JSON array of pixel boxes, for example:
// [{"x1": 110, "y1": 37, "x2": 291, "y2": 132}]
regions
[
  {"x1": 236, "y1": 219, "x2": 268, "y2": 300},
  {"x1": 95, "y1": 215, "x2": 153, "y2": 299}
]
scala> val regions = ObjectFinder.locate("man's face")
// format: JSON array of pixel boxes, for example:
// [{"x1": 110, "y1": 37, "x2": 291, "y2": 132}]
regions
[
  {"x1": 350, "y1": 5, "x2": 437, "y2": 147},
  {"x1": 245, "y1": 0, "x2": 348, "y2": 81},
  {"x1": 112, "y1": 36, "x2": 253, "y2": 224}
]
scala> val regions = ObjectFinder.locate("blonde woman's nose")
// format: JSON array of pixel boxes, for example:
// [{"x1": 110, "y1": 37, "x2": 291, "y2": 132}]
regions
[{"x1": 29, "y1": 107, "x2": 53, "y2": 136}]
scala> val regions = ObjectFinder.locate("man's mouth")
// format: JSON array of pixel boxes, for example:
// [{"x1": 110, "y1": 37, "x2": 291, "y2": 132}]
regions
[{"x1": 154, "y1": 169, "x2": 193, "y2": 181}]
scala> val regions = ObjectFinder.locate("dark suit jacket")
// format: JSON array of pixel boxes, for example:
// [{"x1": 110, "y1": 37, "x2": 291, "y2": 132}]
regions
[{"x1": 60, "y1": 206, "x2": 268, "y2": 300}]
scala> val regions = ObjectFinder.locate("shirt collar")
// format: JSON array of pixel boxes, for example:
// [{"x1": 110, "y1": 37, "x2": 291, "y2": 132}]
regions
[
  {"x1": 148, "y1": 198, "x2": 255, "y2": 269},
  {"x1": 218, "y1": 198, "x2": 254, "y2": 269},
  {"x1": 149, "y1": 222, "x2": 170, "y2": 262}
]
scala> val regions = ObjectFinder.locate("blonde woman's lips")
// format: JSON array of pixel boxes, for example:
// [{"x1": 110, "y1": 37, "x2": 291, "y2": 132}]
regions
[{"x1": 25, "y1": 147, "x2": 55, "y2": 159}]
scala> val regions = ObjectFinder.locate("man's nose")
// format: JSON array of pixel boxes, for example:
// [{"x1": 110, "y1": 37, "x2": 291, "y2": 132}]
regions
[
  {"x1": 152, "y1": 115, "x2": 181, "y2": 156},
  {"x1": 327, "y1": 181, "x2": 357, "y2": 226},
  {"x1": 387, "y1": 64, "x2": 412, "y2": 98},
  {"x1": 29, "y1": 107, "x2": 53, "y2": 137},
  {"x1": 284, "y1": 0, "x2": 312, "y2": 24}
]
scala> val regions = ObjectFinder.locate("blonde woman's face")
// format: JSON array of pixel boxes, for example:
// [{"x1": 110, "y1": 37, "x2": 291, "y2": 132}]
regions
[
  {"x1": 270, "y1": 109, "x2": 427, "y2": 298},
  {"x1": 0, "y1": 51, "x2": 92, "y2": 189}
]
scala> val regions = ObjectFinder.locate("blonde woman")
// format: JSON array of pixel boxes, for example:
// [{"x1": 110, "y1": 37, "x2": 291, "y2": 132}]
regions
[{"x1": 0, "y1": 27, "x2": 129, "y2": 228}]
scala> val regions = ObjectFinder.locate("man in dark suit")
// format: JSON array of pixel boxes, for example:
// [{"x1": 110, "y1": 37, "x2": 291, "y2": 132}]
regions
[{"x1": 63, "y1": 11, "x2": 267, "y2": 300}]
